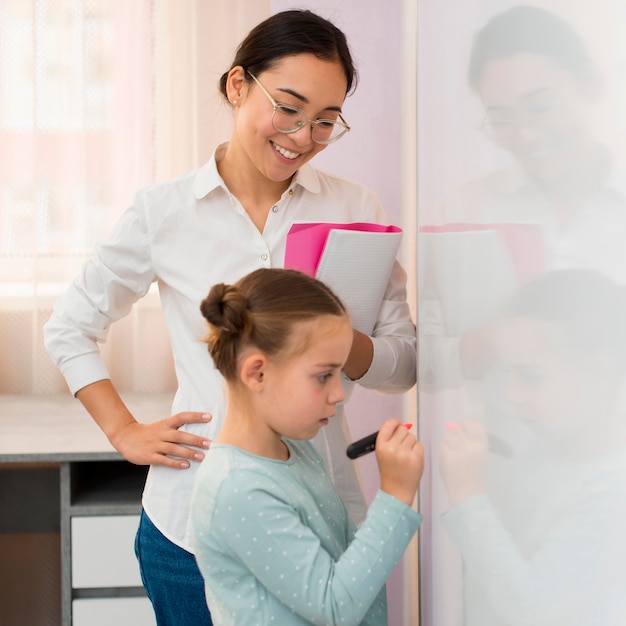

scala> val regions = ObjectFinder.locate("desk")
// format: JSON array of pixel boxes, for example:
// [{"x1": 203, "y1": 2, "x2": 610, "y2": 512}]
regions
[{"x1": 0, "y1": 393, "x2": 173, "y2": 626}]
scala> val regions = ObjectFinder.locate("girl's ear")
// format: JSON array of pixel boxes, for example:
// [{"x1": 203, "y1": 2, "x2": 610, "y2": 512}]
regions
[
  {"x1": 225, "y1": 65, "x2": 247, "y2": 106},
  {"x1": 239, "y1": 352, "x2": 267, "y2": 391}
]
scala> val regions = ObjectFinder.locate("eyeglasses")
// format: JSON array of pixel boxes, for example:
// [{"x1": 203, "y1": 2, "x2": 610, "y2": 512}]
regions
[
  {"x1": 247, "y1": 71, "x2": 351, "y2": 144},
  {"x1": 481, "y1": 91, "x2": 561, "y2": 143}
]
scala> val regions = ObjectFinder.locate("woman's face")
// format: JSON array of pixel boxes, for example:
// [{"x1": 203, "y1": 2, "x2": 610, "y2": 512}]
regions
[
  {"x1": 477, "y1": 52, "x2": 595, "y2": 182},
  {"x1": 230, "y1": 53, "x2": 348, "y2": 183}
]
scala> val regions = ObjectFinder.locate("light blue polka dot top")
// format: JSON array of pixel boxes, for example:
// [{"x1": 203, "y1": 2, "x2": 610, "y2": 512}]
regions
[{"x1": 190, "y1": 438, "x2": 422, "y2": 625}]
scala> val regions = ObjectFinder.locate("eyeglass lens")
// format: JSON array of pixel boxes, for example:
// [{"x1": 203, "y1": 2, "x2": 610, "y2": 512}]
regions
[{"x1": 273, "y1": 105, "x2": 346, "y2": 144}]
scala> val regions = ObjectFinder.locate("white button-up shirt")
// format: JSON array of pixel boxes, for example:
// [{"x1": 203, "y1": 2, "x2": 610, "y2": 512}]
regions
[{"x1": 44, "y1": 145, "x2": 417, "y2": 550}]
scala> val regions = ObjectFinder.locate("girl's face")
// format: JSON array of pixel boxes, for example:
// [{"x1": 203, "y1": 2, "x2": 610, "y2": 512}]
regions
[
  {"x1": 229, "y1": 53, "x2": 348, "y2": 183},
  {"x1": 261, "y1": 315, "x2": 353, "y2": 441},
  {"x1": 496, "y1": 316, "x2": 596, "y2": 439}
]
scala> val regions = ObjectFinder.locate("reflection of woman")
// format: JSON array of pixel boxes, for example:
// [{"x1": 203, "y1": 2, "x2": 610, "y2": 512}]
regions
[
  {"x1": 420, "y1": 5, "x2": 626, "y2": 389},
  {"x1": 448, "y1": 4, "x2": 608, "y2": 221},
  {"x1": 44, "y1": 10, "x2": 416, "y2": 625},
  {"x1": 440, "y1": 269, "x2": 626, "y2": 626}
]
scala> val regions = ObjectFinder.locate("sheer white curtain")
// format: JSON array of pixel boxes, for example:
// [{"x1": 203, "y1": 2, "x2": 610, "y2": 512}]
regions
[
  {"x1": 153, "y1": 0, "x2": 269, "y2": 178},
  {"x1": 0, "y1": 0, "x2": 268, "y2": 394}
]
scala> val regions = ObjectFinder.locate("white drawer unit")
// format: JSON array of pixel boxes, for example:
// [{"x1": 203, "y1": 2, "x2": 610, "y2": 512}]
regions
[
  {"x1": 0, "y1": 393, "x2": 173, "y2": 625},
  {"x1": 73, "y1": 597, "x2": 155, "y2": 626},
  {"x1": 71, "y1": 515, "x2": 142, "y2": 588},
  {"x1": 61, "y1": 459, "x2": 150, "y2": 625}
]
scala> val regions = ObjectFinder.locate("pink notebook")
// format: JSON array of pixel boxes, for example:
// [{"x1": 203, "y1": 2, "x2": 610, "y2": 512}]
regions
[{"x1": 285, "y1": 222, "x2": 402, "y2": 278}]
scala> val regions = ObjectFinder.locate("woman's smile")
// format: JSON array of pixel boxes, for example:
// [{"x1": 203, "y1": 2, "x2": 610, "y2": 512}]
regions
[{"x1": 271, "y1": 140, "x2": 301, "y2": 161}]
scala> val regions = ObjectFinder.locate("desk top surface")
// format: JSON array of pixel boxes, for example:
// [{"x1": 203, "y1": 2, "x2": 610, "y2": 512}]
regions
[{"x1": 0, "y1": 393, "x2": 174, "y2": 462}]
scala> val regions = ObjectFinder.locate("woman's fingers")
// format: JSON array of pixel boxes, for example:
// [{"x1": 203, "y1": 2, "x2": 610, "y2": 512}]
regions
[
  {"x1": 117, "y1": 412, "x2": 213, "y2": 469},
  {"x1": 167, "y1": 412, "x2": 212, "y2": 451}
]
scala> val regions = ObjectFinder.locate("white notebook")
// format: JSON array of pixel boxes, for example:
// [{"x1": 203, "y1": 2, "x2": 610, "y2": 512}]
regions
[{"x1": 315, "y1": 229, "x2": 403, "y2": 334}]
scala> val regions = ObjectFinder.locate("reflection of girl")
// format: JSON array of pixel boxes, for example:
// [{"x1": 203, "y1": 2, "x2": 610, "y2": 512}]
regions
[
  {"x1": 191, "y1": 268, "x2": 423, "y2": 626},
  {"x1": 440, "y1": 269, "x2": 626, "y2": 626},
  {"x1": 44, "y1": 10, "x2": 416, "y2": 624}
]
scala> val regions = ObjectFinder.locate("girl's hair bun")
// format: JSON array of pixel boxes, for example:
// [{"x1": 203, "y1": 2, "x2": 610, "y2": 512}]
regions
[{"x1": 200, "y1": 282, "x2": 250, "y2": 337}]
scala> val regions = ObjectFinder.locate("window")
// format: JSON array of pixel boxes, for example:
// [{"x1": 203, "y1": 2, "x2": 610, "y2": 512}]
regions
[
  {"x1": 0, "y1": 0, "x2": 154, "y2": 292},
  {"x1": 0, "y1": 0, "x2": 156, "y2": 393}
]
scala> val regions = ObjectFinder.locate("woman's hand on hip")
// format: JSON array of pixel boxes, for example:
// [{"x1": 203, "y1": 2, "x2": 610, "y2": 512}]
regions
[{"x1": 112, "y1": 412, "x2": 212, "y2": 468}]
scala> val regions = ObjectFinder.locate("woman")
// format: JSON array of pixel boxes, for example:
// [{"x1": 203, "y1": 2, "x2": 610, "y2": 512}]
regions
[{"x1": 44, "y1": 9, "x2": 416, "y2": 625}]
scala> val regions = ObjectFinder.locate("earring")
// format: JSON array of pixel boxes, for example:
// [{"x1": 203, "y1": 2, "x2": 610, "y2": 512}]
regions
[{"x1": 232, "y1": 99, "x2": 238, "y2": 106}]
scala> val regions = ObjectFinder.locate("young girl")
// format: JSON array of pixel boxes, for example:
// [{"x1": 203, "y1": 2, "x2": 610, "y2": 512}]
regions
[
  {"x1": 43, "y1": 9, "x2": 416, "y2": 624},
  {"x1": 191, "y1": 268, "x2": 423, "y2": 626}
]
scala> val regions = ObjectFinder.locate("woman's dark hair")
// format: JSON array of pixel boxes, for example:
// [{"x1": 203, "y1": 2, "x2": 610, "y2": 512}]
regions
[
  {"x1": 219, "y1": 9, "x2": 357, "y2": 98},
  {"x1": 468, "y1": 5, "x2": 593, "y2": 90},
  {"x1": 506, "y1": 269, "x2": 626, "y2": 370},
  {"x1": 200, "y1": 268, "x2": 348, "y2": 382}
]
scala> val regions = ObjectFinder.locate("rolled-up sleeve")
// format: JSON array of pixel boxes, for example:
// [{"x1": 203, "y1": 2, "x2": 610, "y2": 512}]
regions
[
  {"x1": 44, "y1": 197, "x2": 156, "y2": 395},
  {"x1": 358, "y1": 260, "x2": 417, "y2": 392}
]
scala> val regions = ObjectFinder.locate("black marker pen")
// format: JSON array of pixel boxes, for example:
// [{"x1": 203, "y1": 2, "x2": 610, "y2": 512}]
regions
[
  {"x1": 347, "y1": 425, "x2": 513, "y2": 459},
  {"x1": 346, "y1": 424, "x2": 413, "y2": 459}
]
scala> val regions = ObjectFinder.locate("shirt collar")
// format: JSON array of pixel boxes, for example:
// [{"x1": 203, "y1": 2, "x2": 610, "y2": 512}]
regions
[
  {"x1": 192, "y1": 143, "x2": 323, "y2": 200},
  {"x1": 193, "y1": 145, "x2": 228, "y2": 200},
  {"x1": 290, "y1": 162, "x2": 321, "y2": 194}
]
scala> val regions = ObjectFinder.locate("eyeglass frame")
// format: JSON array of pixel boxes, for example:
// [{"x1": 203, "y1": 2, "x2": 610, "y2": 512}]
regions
[
  {"x1": 246, "y1": 70, "x2": 351, "y2": 144},
  {"x1": 480, "y1": 91, "x2": 563, "y2": 143}
]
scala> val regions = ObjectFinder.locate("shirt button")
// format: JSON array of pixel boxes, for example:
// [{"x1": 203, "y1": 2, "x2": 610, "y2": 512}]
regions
[
  {"x1": 261, "y1": 253, "x2": 268, "y2": 261},
  {"x1": 272, "y1": 205, "x2": 279, "y2": 213}
]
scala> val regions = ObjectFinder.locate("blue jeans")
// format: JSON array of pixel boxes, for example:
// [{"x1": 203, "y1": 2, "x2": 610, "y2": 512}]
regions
[{"x1": 135, "y1": 509, "x2": 213, "y2": 626}]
